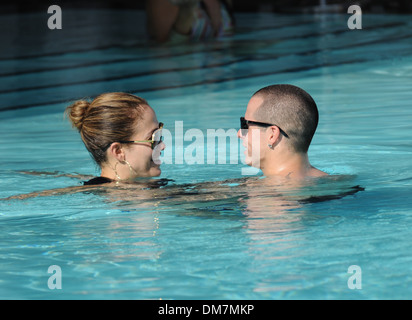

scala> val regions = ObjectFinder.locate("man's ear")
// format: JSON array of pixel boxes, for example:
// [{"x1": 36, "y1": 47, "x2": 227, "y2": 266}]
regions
[
  {"x1": 107, "y1": 142, "x2": 125, "y2": 162},
  {"x1": 268, "y1": 126, "x2": 281, "y2": 147}
]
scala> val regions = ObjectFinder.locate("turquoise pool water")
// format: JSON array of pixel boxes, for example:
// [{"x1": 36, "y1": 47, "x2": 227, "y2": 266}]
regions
[{"x1": 0, "y1": 10, "x2": 411, "y2": 299}]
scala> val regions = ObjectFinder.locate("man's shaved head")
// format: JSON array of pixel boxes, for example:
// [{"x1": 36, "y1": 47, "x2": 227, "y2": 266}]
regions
[{"x1": 252, "y1": 84, "x2": 319, "y2": 153}]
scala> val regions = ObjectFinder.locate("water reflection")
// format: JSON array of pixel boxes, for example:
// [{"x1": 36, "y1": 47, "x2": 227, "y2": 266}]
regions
[
  {"x1": 102, "y1": 174, "x2": 363, "y2": 266},
  {"x1": 0, "y1": 172, "x2": 365, "y2": 298}
]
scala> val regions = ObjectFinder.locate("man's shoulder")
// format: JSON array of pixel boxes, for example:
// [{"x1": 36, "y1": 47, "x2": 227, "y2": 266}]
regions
[{"x1": 309, "y1": 167, "x2": 329, "y2": 177}]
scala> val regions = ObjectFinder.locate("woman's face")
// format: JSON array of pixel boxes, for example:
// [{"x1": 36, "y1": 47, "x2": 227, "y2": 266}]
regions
[{"x1": 123, "y1": 106, "x2": 165, "y2": 178}]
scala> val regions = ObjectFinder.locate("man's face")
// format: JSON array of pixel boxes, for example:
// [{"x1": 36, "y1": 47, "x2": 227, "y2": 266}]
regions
[{"x1": 237, "y1": 96, "x2": 266, "y2": 168}]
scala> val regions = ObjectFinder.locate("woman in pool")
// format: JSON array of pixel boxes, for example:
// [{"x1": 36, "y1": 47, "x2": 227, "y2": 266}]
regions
[
  {"x1": 66, "y1": 92, "x2": 165, "y2": 185},
  {"x1": 1, "y1": 92, "x2": 169, "y2": 200}
]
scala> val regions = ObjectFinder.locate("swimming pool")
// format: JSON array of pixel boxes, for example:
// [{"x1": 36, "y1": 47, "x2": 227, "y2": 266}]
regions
[{"x1": 0, "y1": 9, "x2": 411, "y2": 299}]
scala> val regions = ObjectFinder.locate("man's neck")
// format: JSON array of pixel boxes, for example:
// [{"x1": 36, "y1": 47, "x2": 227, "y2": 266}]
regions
[{"x1": 261, "y1": 151, "x2": 320, "y2": 179}]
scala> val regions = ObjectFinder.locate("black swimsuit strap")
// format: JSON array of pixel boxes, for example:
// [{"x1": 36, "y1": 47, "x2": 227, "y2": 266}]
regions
[{"x1": 83, "y1": 177, "x2": 113, "y2": 186}]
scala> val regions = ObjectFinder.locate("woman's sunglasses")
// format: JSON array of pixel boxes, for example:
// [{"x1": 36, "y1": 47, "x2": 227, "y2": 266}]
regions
[
  {"x1": 119, "y1": 122, "x2": 164, "y2": 150},
  {"x1": 240, "y1": 117, "x2": 289, "y2": 138},
  {"x1": 103, "y1": 123, "x2": 164, "y2": 151}
]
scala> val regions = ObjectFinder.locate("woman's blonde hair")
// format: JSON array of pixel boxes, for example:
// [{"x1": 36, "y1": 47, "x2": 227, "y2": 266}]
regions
[{"x1": 65, "y1": 92, "x2": 148, "y2": 166}]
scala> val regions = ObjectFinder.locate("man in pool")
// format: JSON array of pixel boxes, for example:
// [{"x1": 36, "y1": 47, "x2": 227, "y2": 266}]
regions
[{"x1": 238, "y1": 84, "x2": 328, "y2": 179}]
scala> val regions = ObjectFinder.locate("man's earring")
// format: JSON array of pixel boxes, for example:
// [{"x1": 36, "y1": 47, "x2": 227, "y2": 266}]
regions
[{"x1": 268, "y1": 144, "x2": 273, "y2": 149}]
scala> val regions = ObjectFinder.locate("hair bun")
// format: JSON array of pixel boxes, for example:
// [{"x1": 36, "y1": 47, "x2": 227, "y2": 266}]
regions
[{"x1": 66, "y1": 100, "x2": 91, "y2": 131}]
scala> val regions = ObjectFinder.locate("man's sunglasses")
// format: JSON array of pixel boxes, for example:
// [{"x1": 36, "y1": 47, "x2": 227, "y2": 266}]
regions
[
  {"x1": 240, "y1": 117, "x2": 289, "y2": 138},
  {"x1": 103, "y1": 123, "x2": 164, "y2": 151}
]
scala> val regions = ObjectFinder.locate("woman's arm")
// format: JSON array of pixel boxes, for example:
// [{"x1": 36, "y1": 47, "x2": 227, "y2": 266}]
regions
[
  {"x1": 202, "y1": 0, "x2": 223, "y2": 35},
  {"x1": 0, "y1": 185, "x2": 103, "y2": 201},
  {"x1": 18, "y1": 170, "x2": 93, "y2": 180},
  {"x1": 146, "y1": 0, "x2": 180, "y2": 42}
]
